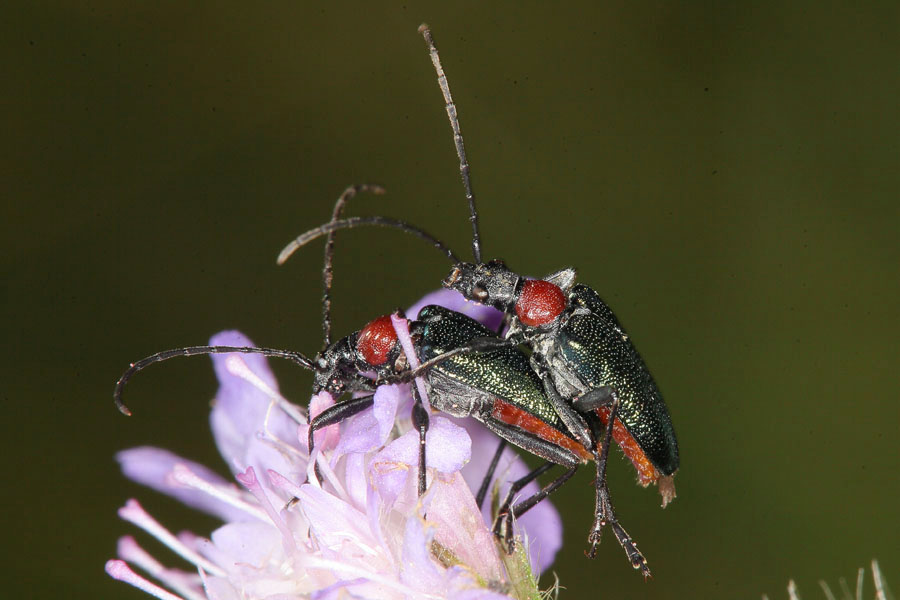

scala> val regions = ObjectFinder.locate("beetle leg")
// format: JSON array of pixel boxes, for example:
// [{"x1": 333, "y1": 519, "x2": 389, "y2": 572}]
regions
[
  {"x1": 592, "y1": 389, "x2": 619, "y2": 501},
  {"x1": 410, "y1": 385, "x2": 430, "y2": 497},
  {"x1": 571, "y1": 385, "x2": 614, "y2": 413},
  {"x1": 585, "y1": 392, "x2": 652, "y2": 577},
  {"x1": 494, "y1": 462, "x2": 578, "y2": 553},
  {"x1": 531, "y1": 352, "x2": 594, "y2": 450},
  {"x1": 478, "y1": 415, "x2": 585, "y2": 467},
  {"x1": 472, "y1": 414, "x2": 584, "y2": 551},
  {"x1": 590, "y1": 480, "x2": 651, "y2": 578},
  {"x1": 307, "y1": 394, "x2": 374, "y2": 485},
  {"x1": 475, "y1": 438, "x2": 508, "y2": 510}
]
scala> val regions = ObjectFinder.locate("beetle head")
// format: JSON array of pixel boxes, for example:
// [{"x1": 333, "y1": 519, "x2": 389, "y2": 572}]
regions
[{"x1": 443, "y1": 259, "x2": 520, "y2": 311}]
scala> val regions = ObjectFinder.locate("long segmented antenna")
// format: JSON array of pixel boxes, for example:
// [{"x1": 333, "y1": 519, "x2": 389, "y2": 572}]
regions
[
  {"x1": 419, "y1": 24, "x2": 482, "y2": 264},
  {"x1": 277, "y1": 216, "x2": 463, "y2": 265},
  {"x1": 114, "y1": 345, "x2": 316, "y2": 416},
  {"x1": 321, "y1": 184, "x2": 385, "y2": 350}
]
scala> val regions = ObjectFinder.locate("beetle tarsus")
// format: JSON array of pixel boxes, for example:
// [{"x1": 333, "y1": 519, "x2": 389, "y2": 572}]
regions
[{"x1": 609, "y1": 519, "x2": 651, "y2": 578}]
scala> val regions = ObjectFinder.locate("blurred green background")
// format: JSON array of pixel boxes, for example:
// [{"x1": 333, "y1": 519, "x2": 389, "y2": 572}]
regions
[{"x1": 3, "y1": 1, "x2": 897, "y2": 598}]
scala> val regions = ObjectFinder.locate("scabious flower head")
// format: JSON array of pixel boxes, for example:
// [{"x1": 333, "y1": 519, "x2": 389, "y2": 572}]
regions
[{"x1": 108, "y1": 290, "x2": 563, "y2": 600}]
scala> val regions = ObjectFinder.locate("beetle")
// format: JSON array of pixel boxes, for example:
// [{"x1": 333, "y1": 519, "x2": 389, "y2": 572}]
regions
[
  {"x1": 307, "y1": 299, "x2": 650, "y2": 574},
  {"x1": 112, "y1": 184, "x2": 446, "y2": 498},
  {"x1": 116, "y1": 23, "x2": 668, "y2": 576},
  {"x1": 411, "y1": 303, "x2": 648, "y2": 574},
  {"x1": 113, "y1": 180, "x2": 651, "y2": 573},
  {"x1": 278, "y1": 23, "x2": 679, "y2": 566},
  {"x1": 443, "y1": 261, "x2": 679, "y2": 505}
]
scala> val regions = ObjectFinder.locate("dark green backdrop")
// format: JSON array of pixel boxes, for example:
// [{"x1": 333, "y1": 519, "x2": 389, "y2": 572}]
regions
[{"x1": 4, "y1": 2, "x2": 897, "y2": 598}]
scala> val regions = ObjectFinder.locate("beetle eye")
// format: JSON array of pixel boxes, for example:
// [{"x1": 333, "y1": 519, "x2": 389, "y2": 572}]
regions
[{"x1": 472, "y1": 285, "x2": 489, "y2": 302}]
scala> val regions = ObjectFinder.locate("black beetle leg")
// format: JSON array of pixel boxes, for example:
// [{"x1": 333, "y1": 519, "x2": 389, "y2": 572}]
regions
[
  {"x1": 571, "y1": 385, "x2": 614, "y2": 413},
  {"x1": 410, "y1": 385, "x2": 430, "y2": 497},
  {"x1": 307, "y1": 394, "x2": 375, "y2": 485},
  {"x1": 531, "y1": 353, "x2": 594, "y2": 451},
  {"x1": 475, "y1": 438, "x2": 508, "y2": 511},
  {"x1": 494, "y1": 463, "x2": 579, "y2": 553},
  {"x1": 584, "y1": 391, "x2": 652, "y2": 577}
]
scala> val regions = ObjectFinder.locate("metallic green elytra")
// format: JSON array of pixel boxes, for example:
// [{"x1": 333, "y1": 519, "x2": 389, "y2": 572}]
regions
[
  {"x1": 445, "y1": 261, "x2": 678, "y2": 504},
  {"x1": 275, "y1": 24, "x2": 671, "y2": 575},
  {"x1": 415, "y1": 305, "x2": 562, "y2": 427},
  {"x1": 553, "y1": 285, "x2": 679, "y2": 477}
]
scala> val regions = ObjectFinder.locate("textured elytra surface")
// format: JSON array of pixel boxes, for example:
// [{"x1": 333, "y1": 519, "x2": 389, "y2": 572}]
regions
[
  {"x1": 556, "y1": 285, "x2": 679, "y2": 475},
  {"x1": 415, "y1": 305, "x2": 564, "y2": 429}
]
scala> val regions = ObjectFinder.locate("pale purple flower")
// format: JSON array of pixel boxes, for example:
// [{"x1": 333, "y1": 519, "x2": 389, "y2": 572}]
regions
[{"x1": 108, "y1": 290, "x2": 563, "y2": 600}]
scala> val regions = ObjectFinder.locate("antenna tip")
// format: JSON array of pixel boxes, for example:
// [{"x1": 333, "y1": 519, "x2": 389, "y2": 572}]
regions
[
  {"x1": 276, "y1": 244, "x2": 295, "y2": 266},
  {"x1": 418, "y1": 23, "x2": 430, "y2": 35}
]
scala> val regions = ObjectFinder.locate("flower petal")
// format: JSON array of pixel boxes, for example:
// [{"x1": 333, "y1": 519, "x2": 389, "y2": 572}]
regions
[
  {"x1": 116, "y1": 447, "x2": 253, "y2": 523},
  {"x1": 371, "y1": 417, "x2": 473, "y2": 507},
  {"x1": 208, "y1": 331, "x2": 305, "y2": 486},
  {"x1": 303, "y1": 391, "x2": 339, "y2": 452},
  {"x1": 295, "y1": 484, "x2": 373, "y2": 553},
  {"x1": 112, "y1": 305, "x2": 539, "y2": 600},
  {"x1": 398, "y1": 513, "x2": 444, "y2": 591},
  {"x1": 459, "y1": 419, "x2": 563, "y2": 575},
  {"x1": 407, "y1": 293, "x2": 563, "y2": 573},
  {"x1": 375, "y1": 416, "x2": 472, "y2": 473},
  {"x1": 208, "y1": 331, "x2": 281, "y2": 438},
  {"x1": 427, "y1": 472, "x2": 505, "y2": 584},
  {"x1": 209, "y1": 520, "x2": 283, "y2": 567},
  {"x1": 332, "y1": 384, "x2": 404, "y2": 459}
]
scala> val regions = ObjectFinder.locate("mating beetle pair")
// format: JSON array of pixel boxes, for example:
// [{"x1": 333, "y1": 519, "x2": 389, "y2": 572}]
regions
[
  {"x1": 445, "y1": 259, "x2": 679, "y2": 500},
  {"x1": 114, "y1": 24, "x2": 678, "y2": 578},
  {"x1": 112, "y1": 193, "x2": 596, "y2": 564},
  {"x1": 281, "y1": 23, "x2": 679, "y2": 574}
]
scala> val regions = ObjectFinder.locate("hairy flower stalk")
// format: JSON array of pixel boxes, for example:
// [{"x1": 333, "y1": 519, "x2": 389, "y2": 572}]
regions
[{"x1": 108, "y1": 290, "x2": 562, "y2": 600}]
